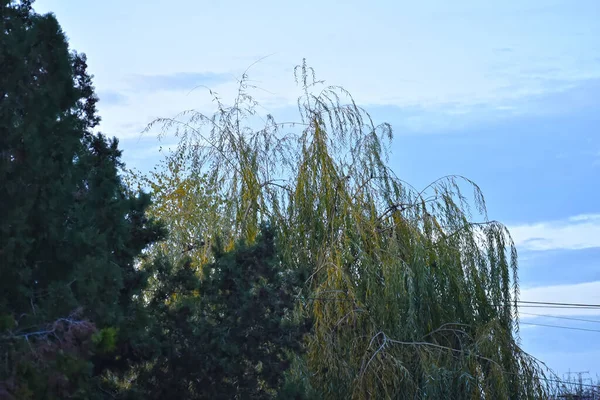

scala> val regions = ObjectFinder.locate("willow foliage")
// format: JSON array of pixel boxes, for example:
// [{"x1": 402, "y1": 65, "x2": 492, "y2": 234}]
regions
[{"x1": 133, "y1": 60, "x2": 550, "y2": 399}]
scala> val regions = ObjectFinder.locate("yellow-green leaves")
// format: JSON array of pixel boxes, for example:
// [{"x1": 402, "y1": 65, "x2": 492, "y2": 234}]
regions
[
  {"x1": 137, "y1": 60, "x2": 548, "y2": 399},
  {"x1": 92, "y1": 327, "x2": 118, "y2": 354}
]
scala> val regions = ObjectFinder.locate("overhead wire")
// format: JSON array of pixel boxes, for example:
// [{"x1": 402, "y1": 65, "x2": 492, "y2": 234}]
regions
[
  {"x1": 518, "y1": 300, "x2": 600, "y2": 308},
  {"x1": 520, "y1": 322, "x2": 600, "y2": 333},
  {"x1": 539, "y1": 377, "x2": 600, "y2": 390},
  {"x1": 518, "y1": 305, "x2": 600, "y2": 309},
  {"x1": 519, "y1": 312, "x2": 600, "y2": 324}
]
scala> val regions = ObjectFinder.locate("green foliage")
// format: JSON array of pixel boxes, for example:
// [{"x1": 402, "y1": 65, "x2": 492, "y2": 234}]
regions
[
  {"x1": 2, "y1": 1, "x2": 564, "y2": 398},
  {"x1": 140, "y1": 59, "x2": 553, "y2": 398},
  {"x1": 0, "y1": 315, "x2": 15, "y2": 331},
  {"x1": 1, "y1": 1, "x2": 164, "y2": 397},
  {"x1": 1, "y1": 315, "x2": 98, "y2": 400},
  {"x1": 92, "y1": 327, "x2": 119, "y2": 354},
  {"x1": 126, "y1": 156, "x2": 225, "y2": 269},
  {"x1": 125, "y1": 225, "x2": 310, "y2": 399}
]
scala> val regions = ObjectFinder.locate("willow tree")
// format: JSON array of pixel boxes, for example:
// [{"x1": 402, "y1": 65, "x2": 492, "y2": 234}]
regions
[{"x1": 134, "y1": 60, "x2": 550, "y2": 399}]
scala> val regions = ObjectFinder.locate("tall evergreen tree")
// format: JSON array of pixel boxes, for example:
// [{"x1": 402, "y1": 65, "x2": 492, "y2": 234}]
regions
[{"x1": 0, "y1": 1, "x2": 164, "y2": 397}]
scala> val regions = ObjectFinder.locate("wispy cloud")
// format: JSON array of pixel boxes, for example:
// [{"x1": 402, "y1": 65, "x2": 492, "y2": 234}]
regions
[
  {"x1": 360, "y1": 77, "x2": 600, "y2": 134},
  {"x1": 509, "y1": 213, "x2": 600, "y2": 251},
  {"x1": 129, "y1": 72, "x2": 233, "y2": 92},
  {"x1": 97, "y1": 90, "x2": 128, "y2": 106}
]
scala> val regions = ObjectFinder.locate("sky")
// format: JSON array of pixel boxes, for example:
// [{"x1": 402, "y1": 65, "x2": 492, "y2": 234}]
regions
[{"x1": 34, "y1": 0, "x2": 600, "y2": 379}]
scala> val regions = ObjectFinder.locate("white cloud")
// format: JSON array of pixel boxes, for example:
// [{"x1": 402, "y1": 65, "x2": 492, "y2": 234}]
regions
[
  {"x1": 568, "y1": 214, "x2": 600, "y2": 223},
  {"x1": 519, "y1": 281, "x2": 600, "y2": 318},
  {"x1": 509, "y1": 214, "x2": 600, "y2": 251},
  {"x1": 96, "y1": 78, "x2": 302, "y2": 140},
  {"x1": 33, "y1": 0, "x2": 600, "y2": 140}
]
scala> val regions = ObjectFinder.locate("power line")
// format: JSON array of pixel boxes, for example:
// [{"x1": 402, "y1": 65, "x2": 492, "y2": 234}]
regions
[
  {"x1": 518, "y1": 305, "x2": 600, "y2": 309},
  {"x1": 520, "y1": 312, "x2": 600, "y2": 324},
  {"x1": 520, "y1": 322, "x2": 600, "y2": 333},
  {"x1": 541, "y1": 377, "x2": 600, "y2": 390},
  {"x1": 518, "y1": 300, "x2": 600, "y2": 308}
]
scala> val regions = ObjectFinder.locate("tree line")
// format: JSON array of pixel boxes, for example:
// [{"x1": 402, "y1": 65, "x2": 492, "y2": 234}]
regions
[{"x1": 0, "y1": 1, "x2": 573, "y2": 398}]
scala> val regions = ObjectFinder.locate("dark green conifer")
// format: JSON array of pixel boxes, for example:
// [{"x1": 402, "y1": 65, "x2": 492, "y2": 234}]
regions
[
  {"x1": 0, "y1": 1, "x2": 164, "y2": 397},
  {"x1": 129, "y1": 225, "x2": 310, "y2": 400}
]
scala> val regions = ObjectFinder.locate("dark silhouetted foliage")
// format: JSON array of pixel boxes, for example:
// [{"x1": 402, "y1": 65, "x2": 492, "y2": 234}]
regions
[
  {"x1": 1, "y1": 1, "x2": 164, "y2": 397},
  {"x1": 124, "y1": 226, "x2": 310, "y2": 399}
]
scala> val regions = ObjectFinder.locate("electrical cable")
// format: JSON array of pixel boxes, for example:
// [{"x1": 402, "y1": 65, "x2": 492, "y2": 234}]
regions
[
  {"x1": 518, "y1": 300, "x2": 600, "y2": 308},
  {"x1": 520, "y1": 322, "x2": 600, "y2": 333},
  {"x1": 519, "y1": 312, "x2": 600, "y2": 324}
]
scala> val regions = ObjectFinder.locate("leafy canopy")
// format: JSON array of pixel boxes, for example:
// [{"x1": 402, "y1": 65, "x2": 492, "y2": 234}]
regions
[{"x1": 136, "y1": 59, "x2": 552, "y2": 399}]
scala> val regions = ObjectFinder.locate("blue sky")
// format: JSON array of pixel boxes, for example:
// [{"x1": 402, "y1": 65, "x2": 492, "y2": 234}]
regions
[{"x1": 34, "y1": 0, "x2": 600, "y2": 378}]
